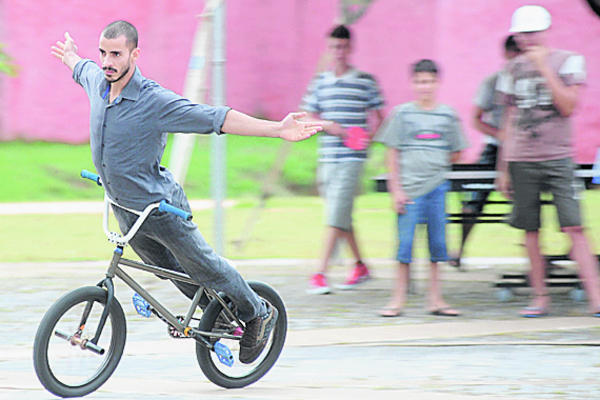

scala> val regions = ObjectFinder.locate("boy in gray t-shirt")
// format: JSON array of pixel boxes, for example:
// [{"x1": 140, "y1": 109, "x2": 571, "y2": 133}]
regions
[{"x1": 376, "y1": 59, "x2": 467, "y2": 317}]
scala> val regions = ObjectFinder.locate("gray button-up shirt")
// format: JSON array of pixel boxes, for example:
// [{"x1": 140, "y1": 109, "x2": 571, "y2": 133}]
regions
[{"x1": 73, "y1": 59, "x2": 230, "y2": 210}]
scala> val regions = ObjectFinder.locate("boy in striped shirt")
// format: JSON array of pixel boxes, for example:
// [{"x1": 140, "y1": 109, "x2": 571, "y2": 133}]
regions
[{"x1": 302, "y1": 25, "x2": 385, "y2": 294}]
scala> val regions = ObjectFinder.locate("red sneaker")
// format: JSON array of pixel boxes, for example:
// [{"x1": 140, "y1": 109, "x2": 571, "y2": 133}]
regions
[
  {"x1": 336, "y1": 262, "x2": 371, "y2": 290},
  {"x1": 307, "y1": 273, "x2": 331, "y2": 295}
]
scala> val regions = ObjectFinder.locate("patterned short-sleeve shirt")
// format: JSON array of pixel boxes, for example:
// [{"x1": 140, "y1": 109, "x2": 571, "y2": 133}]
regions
[
  {"x1": 496, "y1": 49, "x2": 586, "y2": 162},
  {"x1": 301, "y1": 68, "x2": 384, "y2": 162}
]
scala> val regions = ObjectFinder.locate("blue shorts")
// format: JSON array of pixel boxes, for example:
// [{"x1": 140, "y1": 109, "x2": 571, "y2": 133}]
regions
[{"x1": 396, "y1": 181, "x2": 449, "y2": 264}]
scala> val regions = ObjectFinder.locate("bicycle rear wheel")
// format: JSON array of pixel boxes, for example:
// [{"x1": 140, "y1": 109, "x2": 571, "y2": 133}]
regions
[
  {"x1": 33, "y1": 286, "x2": 127, "y2": 398},
  {"x1": 195, "y1": 281, "x2": 287, "y2": 388}
]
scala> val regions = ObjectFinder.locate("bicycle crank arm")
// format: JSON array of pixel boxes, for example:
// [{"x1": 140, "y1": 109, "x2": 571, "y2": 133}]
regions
[{"x1": 54, "y1": 329, "x2": 105, "y2": 355}]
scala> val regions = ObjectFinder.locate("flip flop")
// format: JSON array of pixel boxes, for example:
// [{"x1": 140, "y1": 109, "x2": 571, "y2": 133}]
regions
[
  {"x1": 378, "y1": 307, "x2": 403, "y2": 317},
  {"x1": 430, "y1": 307, "x2": 461, "y2": 317},
  {"x1": 520, "y1": 306, "x2": 548, "y2": 318}
]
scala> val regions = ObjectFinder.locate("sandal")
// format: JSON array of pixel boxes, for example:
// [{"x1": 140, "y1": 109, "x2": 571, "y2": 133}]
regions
[
  {"x1": 378, "y1": 307, "x2": 403, "y2": 317},
  {"x1": 430, "y1": 307, "x2": 461, "y2": 317},
  {"x1": 521, "y1": 293, "x2": 550, "y2": 318},
  {"x1": 520, "y1": 306, "x2": 548, "y2": 318}
]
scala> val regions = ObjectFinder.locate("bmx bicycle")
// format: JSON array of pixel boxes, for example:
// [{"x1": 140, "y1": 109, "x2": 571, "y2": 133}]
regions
[{"x1": 33, "y1": 170, "x2": 287, "y2": 398}]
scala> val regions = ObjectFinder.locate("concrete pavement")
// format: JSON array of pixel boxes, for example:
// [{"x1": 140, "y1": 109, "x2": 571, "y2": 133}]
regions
[{"x1": 1, "y1": 258, "x2": 600, "y2": 399}]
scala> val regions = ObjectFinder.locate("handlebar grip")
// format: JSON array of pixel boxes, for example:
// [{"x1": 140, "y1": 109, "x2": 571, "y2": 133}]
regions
[
  {"x1": 81, "y1": 170, "x2": 102, "y2": 186},
  {"x1": 159, "y1": 200, "x2": 193, "y2": 221}
]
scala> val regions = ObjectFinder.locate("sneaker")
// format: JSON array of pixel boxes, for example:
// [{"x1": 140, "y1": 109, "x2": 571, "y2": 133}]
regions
[
  {"x1": 307, "y1": 273, "x2": 331, "y2": 295},
  {"x1": 239, "y1": 301, "x2": 278, "y2": 364},
  {"x1": 336, "y1": 261, "x2": 371, "y2": 290}
]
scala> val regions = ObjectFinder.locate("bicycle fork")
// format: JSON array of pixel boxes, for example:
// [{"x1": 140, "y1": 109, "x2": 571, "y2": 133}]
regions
[{"x1": 53, "y1": 247, "x2": 124, "y2": 355}]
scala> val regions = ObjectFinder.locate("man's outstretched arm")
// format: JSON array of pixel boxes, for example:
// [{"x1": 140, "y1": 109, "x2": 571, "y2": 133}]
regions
[
  {"x1": 302, "y1": 112, "x2": 347, "y2": 138},
  {"x1": 221, "y1": 110, "x2": 322, "y2": 142},
  {"x1": 51, "y1": 32, "x2": 82, "y2": 71}
]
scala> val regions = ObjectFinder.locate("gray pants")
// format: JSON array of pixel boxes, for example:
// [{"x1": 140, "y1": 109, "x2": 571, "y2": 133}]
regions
[{"x1": 112, "y1": 186, "x2": 264, "y2": 322}]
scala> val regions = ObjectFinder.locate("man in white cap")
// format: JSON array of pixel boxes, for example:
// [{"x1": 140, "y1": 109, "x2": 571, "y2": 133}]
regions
[{"x1": 496, "y1": 5, "x2": 600, "y2": 317}]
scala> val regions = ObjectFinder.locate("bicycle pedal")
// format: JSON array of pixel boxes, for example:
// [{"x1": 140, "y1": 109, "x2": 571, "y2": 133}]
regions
[
  {"x1": 132, "y1": 293, "x2": 152, "y2": 318},
  {"x1": 214, "y1": 342, "x2": 234, "y2": 367}
]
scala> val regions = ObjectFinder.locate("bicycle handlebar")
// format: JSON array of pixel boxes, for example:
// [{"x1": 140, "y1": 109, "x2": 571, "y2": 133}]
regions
[
  {"x1": 159, "y1": 200, "x2": 193, "y2": 221},
  {"x1": 81, "y1": 169, "x2": 193, "y2": 223},
  {"x1": 81, "y1": 170, "x2": 102, "y2": 186}
]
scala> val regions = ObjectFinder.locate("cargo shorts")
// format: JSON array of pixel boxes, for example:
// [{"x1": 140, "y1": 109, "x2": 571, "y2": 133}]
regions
[{"x1": 508, "y1": 158, "x2": 583, "y2": 231}]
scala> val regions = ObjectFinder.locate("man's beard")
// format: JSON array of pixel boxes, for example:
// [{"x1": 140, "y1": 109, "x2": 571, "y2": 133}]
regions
[{"x1": 103, "y1": 63, "x2": 131, "y2": 84}]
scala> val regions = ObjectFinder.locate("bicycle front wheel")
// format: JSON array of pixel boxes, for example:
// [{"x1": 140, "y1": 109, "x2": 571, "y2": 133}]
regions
[
  {"x1": 195, "y1": 281, "x2": 287, "y2": 388},
  {"x1": 33, "y1": 286, "x2": 127, "y2": 398}
]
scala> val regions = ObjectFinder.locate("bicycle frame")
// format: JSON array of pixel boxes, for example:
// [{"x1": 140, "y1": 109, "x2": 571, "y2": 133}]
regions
[
  {"x1": 101, "y1": 249, "x2": 244, "y2": 346},
  {"x1": 77, "y1": 171, "x2": 244, "y2": 352}
]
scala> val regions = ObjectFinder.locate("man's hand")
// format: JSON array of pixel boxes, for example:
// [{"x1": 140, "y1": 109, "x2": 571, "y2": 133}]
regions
[
  {"x1": 325, "y1": 121, "x2": 348, "y2": 138},
  {"x1": 524, "y1": 45, "x2": 580, "y2": 117},
  {"x1": 524, "y1": 45, "x2": 549, "y2": 69},
  {"x1": 495, "y1": 170, "x2": 513, "y2": 199},
  {"x1": 391, "y1": 189, "x2": 412, "y2": 214},
  {"x1": 51, "y1": 32, "x2": 81, "y2": 71},
  {"x1": 278, "y1": 112, "x2": 322, "y2": 142}
]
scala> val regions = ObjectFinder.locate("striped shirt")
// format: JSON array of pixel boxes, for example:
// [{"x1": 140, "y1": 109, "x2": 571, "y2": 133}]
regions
[{"x1": 301, "y1": 68, "x2": 384, "y2": 162}]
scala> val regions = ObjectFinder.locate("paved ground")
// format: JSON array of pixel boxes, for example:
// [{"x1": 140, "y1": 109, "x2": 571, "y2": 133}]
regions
[{"x1": 1, "y1": 257, "x2": 600, "y2": 399}]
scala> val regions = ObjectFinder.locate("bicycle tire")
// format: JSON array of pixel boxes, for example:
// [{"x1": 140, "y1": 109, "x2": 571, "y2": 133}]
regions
[
  {"x1": 33, "y1": 286, "x2": 127, "y2": 398},
  {"x1": 195, "y1": 281, "x2": 287, "y2": 388}
]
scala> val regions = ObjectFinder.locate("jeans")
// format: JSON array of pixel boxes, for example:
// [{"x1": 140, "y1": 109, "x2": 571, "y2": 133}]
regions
[
  {"x1": 396, "y1": 181, "x2": 449, "y2": 264},
  {"x1": 111, "y1": 185, "x2": 265, "y2": 322}
]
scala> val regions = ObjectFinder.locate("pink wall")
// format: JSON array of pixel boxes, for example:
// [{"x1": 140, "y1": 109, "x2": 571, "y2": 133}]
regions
[
  {"x1": 0, "y1": 0, "x2": 202, "y2": 142},
  {"x1": 436, "y1": 0, "x2": 600, "y2": 162},
  {"x1": 1, "y1": 0, "x2": 599, "y2": 162}
]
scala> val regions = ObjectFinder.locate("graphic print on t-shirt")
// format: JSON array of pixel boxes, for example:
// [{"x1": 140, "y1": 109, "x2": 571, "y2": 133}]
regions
[
  {"x1": 512, "y1": 69, "x2": 559, "y2": 139},
  {"x1": 404, "y1": 118, "x2": 449, "y2": 143}
]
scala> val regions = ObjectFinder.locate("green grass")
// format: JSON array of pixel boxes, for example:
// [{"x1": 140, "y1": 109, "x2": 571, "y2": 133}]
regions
[
  {"x1": 0, "y1": 140, "x2": 598, "y2": 262},
  {"x1": 1, "y1": 192, "x2": 598, "y2": 263},
  {"x1": 0, "y1": 137, "x2": 388, "y2": 201}
]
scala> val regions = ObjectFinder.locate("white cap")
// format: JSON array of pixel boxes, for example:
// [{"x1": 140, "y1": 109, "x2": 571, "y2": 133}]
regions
[{"x1": 509, "y1": 5, "x2": 551, "y2": 32}]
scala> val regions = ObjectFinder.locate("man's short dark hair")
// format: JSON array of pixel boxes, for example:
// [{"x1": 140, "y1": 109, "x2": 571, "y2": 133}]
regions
[
  {"x1": 102, "y1": 20, "x2": 138, "y2": 49},
  {"x1": 504, "y1": 35, "x2": 521, "y2": 54},
  {"x1": 329, "y1": 24, "x2": 351, "y2": 40},
  {"x1": 412, "y1": 59, "x2": 439, "y2": 76}
]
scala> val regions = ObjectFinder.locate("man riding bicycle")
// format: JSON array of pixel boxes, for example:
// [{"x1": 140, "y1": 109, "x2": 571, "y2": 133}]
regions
[{"x1": 51, "y1": 20, "x2": 320, "y2": 363}]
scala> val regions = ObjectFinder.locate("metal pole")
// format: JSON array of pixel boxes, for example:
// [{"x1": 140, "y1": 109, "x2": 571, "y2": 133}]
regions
[{"x1": 211, "y1": 0, "x2": 226, "y2": 255}]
